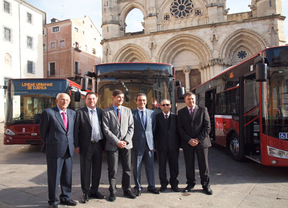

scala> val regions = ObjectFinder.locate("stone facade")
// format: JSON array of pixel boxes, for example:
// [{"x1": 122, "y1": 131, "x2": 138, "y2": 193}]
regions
[{"x1": 101, "y1": 0, "x2": 286, "y2": 92}]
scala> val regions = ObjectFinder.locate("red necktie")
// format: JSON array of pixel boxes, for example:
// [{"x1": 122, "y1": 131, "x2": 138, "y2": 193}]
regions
[{"x1": 62, "y1": 112, "x2": 68, "y2": 130}]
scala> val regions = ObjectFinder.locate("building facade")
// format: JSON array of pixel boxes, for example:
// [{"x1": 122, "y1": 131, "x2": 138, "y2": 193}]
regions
[
  {"x1": 101, "y1": 0, "x2": 286, "y2": 94},
  {"x1": 0, "y1": 0, "x2": 46, "y2": 122},
  {"x1": 43, "y1": 16, "x2": 102, "y2": 83}
]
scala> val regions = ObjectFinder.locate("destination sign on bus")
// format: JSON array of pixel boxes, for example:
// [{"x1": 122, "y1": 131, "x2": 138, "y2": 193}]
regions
[{"x1": 21, "y1": 83, "x2": 53, "y2": 90}]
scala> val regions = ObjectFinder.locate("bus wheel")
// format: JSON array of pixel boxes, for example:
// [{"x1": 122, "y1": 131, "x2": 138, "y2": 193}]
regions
[{"x1": 229, "y1": 133, "x2": 244, "y2": 161}]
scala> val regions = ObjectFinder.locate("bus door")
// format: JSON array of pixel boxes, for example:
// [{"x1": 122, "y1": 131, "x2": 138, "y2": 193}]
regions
[
  {"x1": 205, "y1": 89, "x2": 215, "y2": 140},
  {"x1": 243, "y1": 73, "x2": 261, "y2": 162}
]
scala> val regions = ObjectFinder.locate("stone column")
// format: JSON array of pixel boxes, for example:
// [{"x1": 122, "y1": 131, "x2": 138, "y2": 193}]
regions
[{"x1": 183, "y1": 66, "x2": 191, "y2": 92}]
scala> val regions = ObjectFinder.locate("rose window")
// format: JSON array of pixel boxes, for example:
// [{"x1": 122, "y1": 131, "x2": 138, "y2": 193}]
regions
[{"x1": 170, "y1": 0, "x2": 194, "y2": 19}]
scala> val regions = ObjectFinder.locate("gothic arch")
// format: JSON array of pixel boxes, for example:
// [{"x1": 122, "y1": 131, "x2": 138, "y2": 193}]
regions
[
  {"x1": 113, "y1": 44, "x2": 150, "y2": 62},
  {"x1": 220, "y1": 29, "x2": 268, "y2": 65},
  {"x1": 120, "y1": 2, "x2": 146, "y2": 28},
  {"x1": 157, "y1": 34, "x2": 212, "y2": 66}
]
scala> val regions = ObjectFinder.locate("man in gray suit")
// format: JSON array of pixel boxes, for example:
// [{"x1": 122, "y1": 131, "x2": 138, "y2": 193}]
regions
[
  {"x1": 154, "y1": 99, "x2": 180, "y2": 192},
  {"x1": 132, "y1": 93, "x2": 159, "y2": 196},
  {"x1": 40, "y1": 93, "x2": 77, "y2": 208},
  {"x1": 102, "y1": 89, "x2": 136, "y2": 202}
]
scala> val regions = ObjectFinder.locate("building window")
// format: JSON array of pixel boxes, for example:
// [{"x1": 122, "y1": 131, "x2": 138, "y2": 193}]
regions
[
  {"x1": 92, "y1": 48, "x2": 96, "y2": 54},
  {"x1": 75, "y1": 61, "x2": 80, "y2": 74},
  {"x1": 27, "y1": 61, "x2": 35, "y2": 74},
  {"x1": 74, "y1": 27, "x2": 78, "y2": 32},
  {"x1": 170, "y1": 0, "x2": 194, "y2": 19},
  {"x1": 51, "y1": 42, "x2": 56, "y2": 49},
  {"x1": 27, "y1": 12, "x2": 32, "y2": 23},
  {"x1": 237, "y1": 50, "x2": 247, "y2": 59},
  {"x1": 52, "y1": 26, "x2": 59, "y2": 33},
  {"x1": 4, "y1": 1, "x2": 10, "y2": 13},
  {"x1": 27, "y1": 36, "x2": 33, "y2": 49},
  {"x1": 4, "y1": 27, "x2": 11, "y2": 41},
  {"x1": 43, "y1": 44, "x2": 46, "y2": 51},
  {"x1": 59, "y1": 40, "x2": 65, "y2": 47},
  {"x1": 49, "y1": 62, "x2": 55, "y2": 76}
]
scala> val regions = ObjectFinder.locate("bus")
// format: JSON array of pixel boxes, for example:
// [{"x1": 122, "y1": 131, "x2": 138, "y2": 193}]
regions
[
  {"x1": 82, "y1": 62, "x2": 183, "y2": 112},
  {"x1": 192, "y1": 46, "x2": 288, "y2": 166},
  {"x1": 4, "y1": 78, "x2": 86, "y2": 145}
]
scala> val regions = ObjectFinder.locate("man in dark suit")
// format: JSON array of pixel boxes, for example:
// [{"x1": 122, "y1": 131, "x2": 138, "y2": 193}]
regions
[
  {"x1": 102, "y1": 89, "x2": 136, "y2": 202},
  {"x1": 132, "y1": 93, "x2": 159, "y2": 196},
  {"x1": 177, "y1": 92, "x2": 213, "y2": 195},
  {"x1": 74, "y1": 92, "x2": 105, "y2": 203},
  {"x1": 154, "y1": 99, "x2": 180, "y2": 192},
  {"x1": 39, "y1": 93, "x2": 77, "y2": 208}
]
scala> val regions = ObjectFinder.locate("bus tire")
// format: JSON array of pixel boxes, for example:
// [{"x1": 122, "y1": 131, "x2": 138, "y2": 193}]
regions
[{"x1": 229, "y1": 133, "x2": 245, "y2": 161}]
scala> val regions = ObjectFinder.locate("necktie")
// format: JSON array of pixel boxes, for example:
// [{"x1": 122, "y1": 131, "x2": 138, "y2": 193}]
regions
[
  {"x1": 190, "y1": 108, "x2": 194, "y2": 118},
  {"x1": 91, "y1": 110, "x2": 99, "y2": 142},
  {"x1": 117, "y1": 108, "x2": 121, "y2": 122},
  {"x1": 165, "y1": 114, "x2": 168, "y2": 120},
  {"x1": 141, "y1": 110, "x2": 146, "y2": 127},
  {"x1": 62, "y1": 112, "x2": 68, "y2": 130}
]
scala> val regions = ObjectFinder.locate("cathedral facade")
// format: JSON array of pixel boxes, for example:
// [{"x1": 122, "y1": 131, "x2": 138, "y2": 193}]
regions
[{"x1": 101, "y1": 0, "x2": 286, "y2": 92}]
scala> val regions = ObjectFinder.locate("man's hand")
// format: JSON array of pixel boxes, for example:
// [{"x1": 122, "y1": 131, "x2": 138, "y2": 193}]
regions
[
  {"x1": 117, "y1": 141, "x2": 127, "y2": 149},
  {"x1": 74, "y1": 147, "x2": 80, "y2": 154},
  {"x1": 188, "y1": 139, "x2": 199, "y2": 147}
]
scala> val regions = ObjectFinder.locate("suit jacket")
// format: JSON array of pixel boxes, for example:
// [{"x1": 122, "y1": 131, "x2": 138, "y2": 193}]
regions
[
  {"x1": 177, "y1": 105, "x2": 211, "y2": 150},
  {"x1": 132, "y1": 109, "x2": 155, "y2": 152},
  {"x1": 154, "y1": 112, "x2": 180, "y2": 151},
  {"x1": 74, "y1": 107, "x2": 105, "y2": 155},
  {"x1": 39, "y1": 107, "x2": 76, "y2": 158},
  {"x1": 102, "y1": 106, "x2": 134, "y2": 151}
]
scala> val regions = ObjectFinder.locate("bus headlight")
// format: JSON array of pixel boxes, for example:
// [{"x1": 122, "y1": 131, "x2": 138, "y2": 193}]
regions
[
  {"x1": 267, "y1": 146, "x2": 288, "y2": 159},
  {"x1": 5, "y1": 129, "x2": 15, "y2": 136}
]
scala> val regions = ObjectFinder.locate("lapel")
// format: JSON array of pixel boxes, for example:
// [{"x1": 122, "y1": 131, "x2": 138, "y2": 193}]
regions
[
  {"x1": 160, "y1": 113, "x2": 168, "y2": 128},
  {"x1": 83, "y1": 107, "x2": 92, "y2": 127},
  {"x1": 192, "y1": 105, "x2": 199, "y2": 122},
  {"x1": 54, "y1": 107, "x2": 66, "y2": 131},
  {"x1": 184, "y1": 107, "x2": 192, "y2": 122},
  {"x1": 110, "y1": 106, "x2": 121, "y2": 126}
]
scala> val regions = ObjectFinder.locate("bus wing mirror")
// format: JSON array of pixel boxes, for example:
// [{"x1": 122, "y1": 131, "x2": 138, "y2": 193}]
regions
[
  {"x1": 256, "y1": 63, "x2": 267, "y2": 82},
  {"x1": 74, "y1": 90, "x2": 81, "y2": 102},
  {"x1": 81, "y1": 78, "x2": 89, "y2": 91},
  {"x1": 178, "y1": 87, "x2": 185, "y2": 99}
]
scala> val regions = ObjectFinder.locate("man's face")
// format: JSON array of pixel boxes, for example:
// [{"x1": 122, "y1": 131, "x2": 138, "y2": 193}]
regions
[
  {"x1": 113, "y1": 93, "x2": 124, "y2": 107},
  {"x1": 136, "y1": 95, "x2": 147, "y2": 110},
  {"x1": 85, "y1": 94, "x2": 98, "y2": 109},
  {"x1": 56, "y1": 93, "x2": 70, "y2": 111},
  {"x1": 160, "y1": 100, "x2": 171, "y2": 114},
  {"x1": 185, "y1": 94, "x2": 196, "y2": 108}
]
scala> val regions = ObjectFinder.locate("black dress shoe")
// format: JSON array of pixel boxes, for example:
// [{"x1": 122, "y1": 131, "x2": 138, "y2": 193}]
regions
[
  {"x1": 108, "y1": 193, "x2": 116, "y2": 202},
  {"x1": 160, "y1": 185, "x2": 167, "y2": 192},
  {"x1": 81, "y1": 193, "x2": 89, "y2": 203},
  {"x1": 171, "y1": 185, "x2": 180, "y2": 192},
  {"x1": 183, "y1": 184, "x2": 195, "y2": 192},
  {"x1": 49, "y1": 205, "x2": 58, "y2": 208},
  {"x1": 124, "y1": 190, "x2": 136, "y2": 199},
  {"x1": 135, "y1": 189, "x2": 141, "y2": 196},
  {"x1": 60, "y1": 199, "x2": 77, "y2": 206},
  {"x1": 90, "y1": 191, "x2": 106, "y2": 199},
  {"x1": 148, "y1": 188, "x2": 160, "y2": 194},
  {"x1": 203, "y1": 186, "x2": 213, "y2": 195}
]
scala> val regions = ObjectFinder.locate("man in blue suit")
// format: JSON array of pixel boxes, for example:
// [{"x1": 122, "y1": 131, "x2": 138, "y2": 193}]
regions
[
  {"x1": 132, "y1": 93, "x2": 159, "y2": 196},
  {"x1": 40, "y1": 93, "x2": 77, "y2": 208}
]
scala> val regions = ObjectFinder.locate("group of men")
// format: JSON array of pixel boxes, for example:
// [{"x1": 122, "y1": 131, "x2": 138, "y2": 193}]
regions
[{"x1": 39, "y1": 90, "x2": 212, "y2": 208}]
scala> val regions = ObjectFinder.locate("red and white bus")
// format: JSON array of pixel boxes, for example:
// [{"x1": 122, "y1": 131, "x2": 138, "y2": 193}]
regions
[
  {"x1": 192, "y1": 46, "x2": 288, "y2": 166},
  {"x1": 4, "y1": 78, "x2": 87, "y2": 145}
]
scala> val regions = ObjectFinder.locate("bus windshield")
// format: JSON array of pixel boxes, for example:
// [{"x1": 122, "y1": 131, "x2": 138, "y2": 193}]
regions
[
  {"x1": 95, "y1": 63, "x2": 175, "y2": 111},
  {"x1": 264, "y1": 66, "x2": 288, "y2": 139},
  {"x1": 5, "y1": 79, "x2": 68, "y2": 125}
]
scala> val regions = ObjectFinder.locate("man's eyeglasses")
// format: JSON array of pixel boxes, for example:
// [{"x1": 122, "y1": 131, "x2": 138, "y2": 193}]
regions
[{"x1": 161, "y1": 104, "x2": 170, "y2": 106}]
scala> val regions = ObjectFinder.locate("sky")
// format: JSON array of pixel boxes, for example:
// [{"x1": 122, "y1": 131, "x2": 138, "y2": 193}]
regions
[{"x1": 25, "y1": 0, "x2": 288, "y2": 42}]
